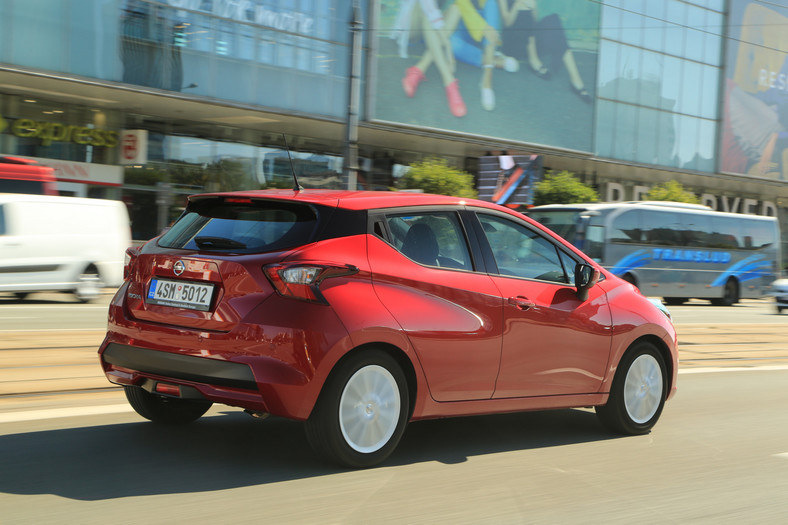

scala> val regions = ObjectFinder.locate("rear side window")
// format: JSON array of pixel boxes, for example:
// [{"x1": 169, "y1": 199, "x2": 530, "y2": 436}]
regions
[
  {"x1": 158, "y1": 199, "x2": 318, "y2": 253},
  {"x1": 385, "y1": 211, "x2": 472, "y2": 270}
]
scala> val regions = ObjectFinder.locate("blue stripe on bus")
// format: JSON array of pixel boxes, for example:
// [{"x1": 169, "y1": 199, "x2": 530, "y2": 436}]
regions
[
  {"x1": 711, "y1": 255, "x2": 772, "y2": 286},
  {"x1": 610, "y1": 250, "x2": 651, "y2": 275}
]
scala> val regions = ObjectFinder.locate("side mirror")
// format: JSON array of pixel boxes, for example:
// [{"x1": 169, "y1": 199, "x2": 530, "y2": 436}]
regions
[{"x1": 575, "y1": 263, "x2": 600, "y2": 301}]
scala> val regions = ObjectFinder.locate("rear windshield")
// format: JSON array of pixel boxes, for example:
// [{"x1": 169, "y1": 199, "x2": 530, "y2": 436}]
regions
[{"x1": 158, "y1": 198, "x2": 318, "y2": 253}]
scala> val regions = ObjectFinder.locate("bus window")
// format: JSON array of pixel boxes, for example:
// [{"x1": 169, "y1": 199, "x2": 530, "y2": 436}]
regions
[
  {"x1": 642, "y1": 210, "x2": 681, "y2": 246},
  {"x1": 610, "y1": 210, "x2": 643, "y2": 244},
  {"x1": 584, "y1": 217, "x2": 605, "y2": 261},
  {"x1": 708, "y1": 216, "x2": 740, "y2": 249},
  {"x1": 681, "y1": 214, "x2": 711, "y2": 247},
  {"x1": 743, "y1": 220, "x2": 775, "y2": 249}
]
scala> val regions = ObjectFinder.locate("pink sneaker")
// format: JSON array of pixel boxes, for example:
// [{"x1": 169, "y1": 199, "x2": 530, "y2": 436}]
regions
[
  {"x1": 445, "y1": 79, "x2": 466, "y2": 117},
  {"x1": 402, "y1": 66, "x2": 426, "y2": 97}
]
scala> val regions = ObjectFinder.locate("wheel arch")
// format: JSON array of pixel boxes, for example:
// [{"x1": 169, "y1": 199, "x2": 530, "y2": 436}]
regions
[
  {"x1": 620, "y1": 334, "x2": 675, "y2": 394},
  {"x1": 82, "y1": 262, "x2": 101, "y2": 277},
  {"x1": 621, "y1": 272, "x2": 639, "y2": 289},
  {"x1": 313, "y1": 341, "x2": 418, "y2": 420}
]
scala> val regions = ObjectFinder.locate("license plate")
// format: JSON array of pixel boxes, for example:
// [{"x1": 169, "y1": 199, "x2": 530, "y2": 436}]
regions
[{"x1": 147, "y1": 279, "x2": 214, "y2": 311}]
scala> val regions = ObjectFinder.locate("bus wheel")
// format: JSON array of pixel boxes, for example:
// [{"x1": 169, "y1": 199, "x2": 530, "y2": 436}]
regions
[
  {"x1": 621, "y1": 273, "x2": 638, "y2": 290},
  {"x1": 711, "y1": 278, "x2": 739, "y2": 306},
  {"x1": 663, "y1": 297, "x2": 687, "y2": 306}
]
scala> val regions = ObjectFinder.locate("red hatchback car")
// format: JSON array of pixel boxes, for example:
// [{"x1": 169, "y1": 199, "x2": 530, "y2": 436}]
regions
[{"x1": 99, "y1": 189, "x2": 677, "y2": 467}]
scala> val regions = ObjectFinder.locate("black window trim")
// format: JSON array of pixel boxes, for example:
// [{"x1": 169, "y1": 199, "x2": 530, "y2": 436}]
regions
[{"x1": 368, "y1": 205, "x2": 486, "y2": 273}]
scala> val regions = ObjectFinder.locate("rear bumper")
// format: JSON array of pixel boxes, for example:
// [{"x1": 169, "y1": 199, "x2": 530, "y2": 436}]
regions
[
  {"x1": 100, "y1": 341, "x2": 275, "y2": 414},
  {"x1": 99, "y1": 287, "x2": 353, "y2": 419},
  {"x1": 103, "y1": 343, "x2": 257, "y2": 390}
]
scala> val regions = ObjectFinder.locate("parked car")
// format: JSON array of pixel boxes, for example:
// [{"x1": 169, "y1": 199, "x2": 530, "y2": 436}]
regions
[
  {"x1": 0, "y1": 193, "x2": 131, "y2": 301},
  {"x1": 769, "y1": 277, "x2": 788, "y2": 313},
  {"x1": 99, "y1": 189, "x2": 678, "y2": 468}
]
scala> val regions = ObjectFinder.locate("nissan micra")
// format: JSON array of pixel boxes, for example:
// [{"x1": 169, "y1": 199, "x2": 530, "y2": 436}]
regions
[{"x1": 99, "y1": 189, "x2": 678, "y2": 468}]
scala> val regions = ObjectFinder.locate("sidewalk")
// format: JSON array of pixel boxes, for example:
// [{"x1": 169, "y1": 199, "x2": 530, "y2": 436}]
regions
[
  {"x1": 676, "y1": 323, "x2": 788, "y2": 368},
  {"x1": 2, "y1": 324, "x2": 788, "y2": 400},
  {"x1": 0, "y1": 331, "x2": 107, "y2": 396}
]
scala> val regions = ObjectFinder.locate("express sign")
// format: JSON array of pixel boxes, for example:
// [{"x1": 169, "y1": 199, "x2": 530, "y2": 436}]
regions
[{"x1": 1, "y1": 115, "x2": 119, "y2": 148}]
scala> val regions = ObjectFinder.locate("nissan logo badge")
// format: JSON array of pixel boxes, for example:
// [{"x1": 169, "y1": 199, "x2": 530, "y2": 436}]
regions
[{"x1": 173, "y1": 260, "x2": 186, "y2": 276}]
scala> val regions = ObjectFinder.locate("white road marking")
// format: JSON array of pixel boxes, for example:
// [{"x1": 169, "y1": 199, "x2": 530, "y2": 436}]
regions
[
  {"x1": 0, "y1": 328, "x2": 105, "y2": 332},
  {"x1": 0, "y1": 404, "x2": 133, "y2": 424},
  {"x1": 679, "y1": 365, "x2": 788, "y2": 374},
  {"x1": 774, "y1": 453, "x2": 788, "y2": 460}
]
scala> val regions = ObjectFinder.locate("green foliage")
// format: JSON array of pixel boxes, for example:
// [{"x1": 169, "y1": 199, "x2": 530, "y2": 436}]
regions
[
  {"x1": 124, "y1": 167, "x2": 167, "y2": 186},
  {"x1": 533, "y1": 170, "x2": 598, "y2": 205},
  {"x1": 398, "y1": 157, "x2": 478, "y2": 198},
  {"x1": 645, "y1": 180, "x2": 699, "y2": 204}
]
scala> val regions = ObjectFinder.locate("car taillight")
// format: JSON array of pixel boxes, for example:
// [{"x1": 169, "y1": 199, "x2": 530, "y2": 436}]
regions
[
  {"x1": 264, "y1": 263, "x2": 358, "y2": 304},
  {"x1": 124, "y1": 246, "x2": 141, "y2": 280}
]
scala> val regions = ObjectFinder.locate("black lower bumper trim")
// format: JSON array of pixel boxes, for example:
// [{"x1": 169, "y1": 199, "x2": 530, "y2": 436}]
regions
[{"x1": 103, "y1": 343, "x2": 257, "y2": 390}]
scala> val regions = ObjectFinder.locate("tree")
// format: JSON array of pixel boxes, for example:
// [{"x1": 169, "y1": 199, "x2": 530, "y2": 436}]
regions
[
  {"x1": 398, "y1": 157, "x2": 477, "y2": 198},
  {"x1": 645, "y1": 180, "x2": 699, "y2": 204},
  {"x1": 533, "y1": 170, "x2": 598, "y2": 205}
]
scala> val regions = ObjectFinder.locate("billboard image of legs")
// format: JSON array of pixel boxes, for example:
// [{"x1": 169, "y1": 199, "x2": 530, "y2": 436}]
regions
[
  {"x1": 722, "y1": 0, "x2": 788, "y2": 179},
  {"x1": 374, "y1": 0, "x2": 600, "y2": 152}
]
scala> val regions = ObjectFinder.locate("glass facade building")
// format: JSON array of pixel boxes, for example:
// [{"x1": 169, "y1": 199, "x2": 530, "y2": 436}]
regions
[
  {"x1": 1, "y1": 0, "x2": 788, "y2": 255},
  {"x1": 596, "y1": 0, "x2": 723, "y2": 172}
]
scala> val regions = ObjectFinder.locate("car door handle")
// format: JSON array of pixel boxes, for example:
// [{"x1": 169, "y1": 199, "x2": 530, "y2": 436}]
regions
[{"x1": 507, "y1": 296, "x2": 535, "y2": 310}]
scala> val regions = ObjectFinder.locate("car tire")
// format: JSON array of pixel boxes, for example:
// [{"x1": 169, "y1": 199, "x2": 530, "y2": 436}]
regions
[
  {"x1": 596, "y1": 342, "x2": 667, "y2": 435},
  {"x1": 778, "y1": 306, "x2": 784, "y2": 314},
  {"x1": 124, "y1": 385, "x2": 212, "y2": 424},
  {"x1": 305, "y1": 350, "x2": 409, "y2": 468},
  {"x1": 74, "y1": 265, "x2": 103, "y2": 303}
]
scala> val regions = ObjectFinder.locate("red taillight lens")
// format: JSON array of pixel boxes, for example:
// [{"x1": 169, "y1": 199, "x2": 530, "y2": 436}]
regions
[
  {"x1": 264, "y1": 263, "x2": 358, "y2": 304},
  {"x1": 155, "y1": 383, "x2": 181, "y2": 396},
  {"x1": 123, "y1": 246, "x2": 141, "y2": 280}
]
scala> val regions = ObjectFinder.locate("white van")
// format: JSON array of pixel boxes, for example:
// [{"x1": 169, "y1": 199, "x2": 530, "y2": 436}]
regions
[{"x1": 0, "y1": 194, "x2": 131, "y2": 301}]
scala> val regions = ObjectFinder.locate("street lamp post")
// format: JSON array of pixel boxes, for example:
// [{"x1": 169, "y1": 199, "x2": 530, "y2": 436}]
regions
[{"x1": 344, "y1": 0, "x2": 362, "y2": 190}]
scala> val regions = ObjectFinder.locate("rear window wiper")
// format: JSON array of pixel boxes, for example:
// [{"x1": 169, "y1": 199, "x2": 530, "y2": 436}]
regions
[{"x1": 194, "y1": 236, "x2": 247, "y2": 250}]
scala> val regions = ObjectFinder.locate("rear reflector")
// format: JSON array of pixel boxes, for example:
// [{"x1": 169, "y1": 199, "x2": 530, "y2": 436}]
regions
[{"x1": 155, "y1": 383, "x2": 181, "y2": 396}]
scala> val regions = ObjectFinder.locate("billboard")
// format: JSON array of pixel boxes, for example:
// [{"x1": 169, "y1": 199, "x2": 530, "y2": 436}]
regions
[
  {"x1": 373, "y1": 0, "x2": 600, "y2": 152},
  {"x1": 477, "y1": 154, "x2": 542, "y2": 207},
  {"x1": 721, "y1": 0, "x2": 788, "y2": 179}
]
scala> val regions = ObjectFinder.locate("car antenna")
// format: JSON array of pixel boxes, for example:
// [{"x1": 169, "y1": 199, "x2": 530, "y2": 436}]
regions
[{"x1": 282, "y1": 134, "x2": 304, "y2": 192}]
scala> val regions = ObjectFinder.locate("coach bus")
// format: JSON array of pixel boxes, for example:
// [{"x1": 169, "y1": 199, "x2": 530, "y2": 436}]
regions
[
  {"x1": 0, "y1": 156, "x2": 57, "y2": 195},
  {"x1": 528, "y1": 201, "x2": 780, "y2": 305}
]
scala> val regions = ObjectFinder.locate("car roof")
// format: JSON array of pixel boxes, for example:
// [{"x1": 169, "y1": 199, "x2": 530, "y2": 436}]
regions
[{"x1": 190, "y1": 189, "x2": 515, "y2": 213}]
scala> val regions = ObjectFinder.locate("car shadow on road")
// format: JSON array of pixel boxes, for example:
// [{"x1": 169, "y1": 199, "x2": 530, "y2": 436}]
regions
[{"x1": 0, "y1": 408, "x2": 618, "y2": 501}]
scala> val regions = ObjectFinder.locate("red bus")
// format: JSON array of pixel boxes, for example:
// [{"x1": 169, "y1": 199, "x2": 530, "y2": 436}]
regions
[{"x1": 0, "y1": 156, "x2": 58, "y2": 195}]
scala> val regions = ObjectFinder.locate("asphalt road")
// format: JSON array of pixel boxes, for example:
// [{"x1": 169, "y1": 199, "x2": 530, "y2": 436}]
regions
[
  {"x1": 1, "y1": 370, "x2": 787, "y2": 523},
  {"x1": 2, "y1": 292, "x2": 788, "y2": 523}
]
